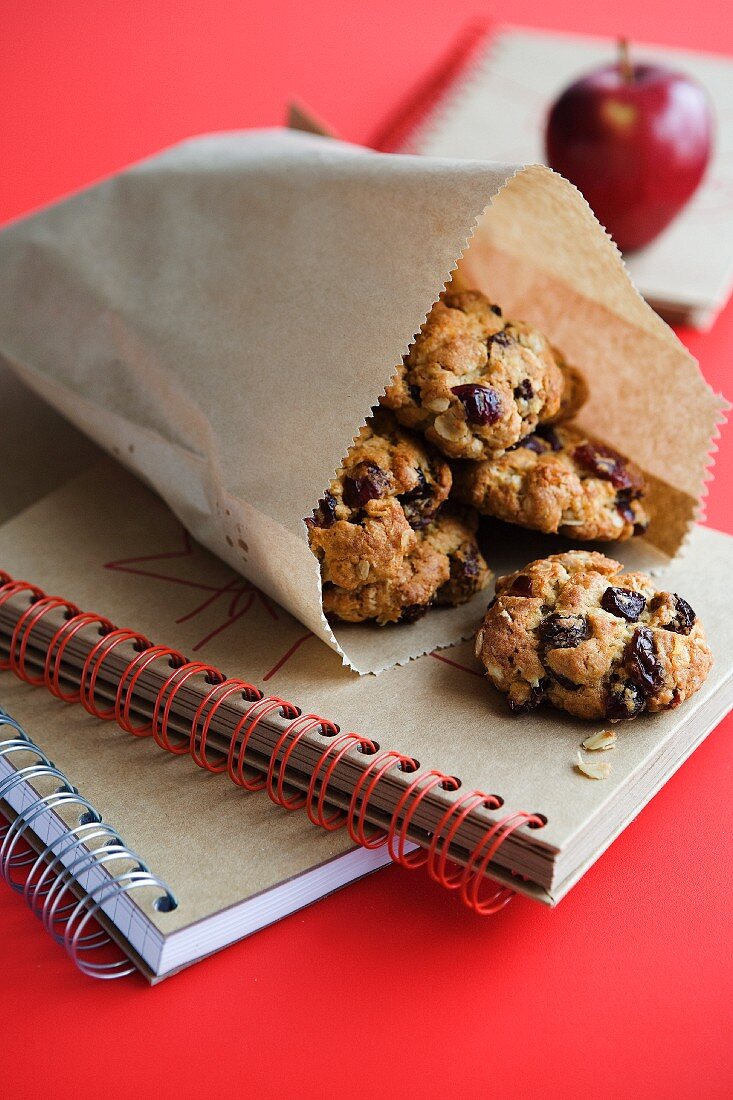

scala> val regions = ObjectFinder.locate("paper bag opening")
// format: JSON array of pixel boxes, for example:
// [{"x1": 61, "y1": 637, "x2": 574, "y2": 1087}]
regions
[{"x1": 0, "y1": 129, "x2": 724, "y2": 674}]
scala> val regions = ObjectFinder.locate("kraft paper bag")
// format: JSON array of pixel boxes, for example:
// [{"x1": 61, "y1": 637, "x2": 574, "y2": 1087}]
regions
[{"x1": 0, "y1": 128, "x2": 724, "y2": 672}]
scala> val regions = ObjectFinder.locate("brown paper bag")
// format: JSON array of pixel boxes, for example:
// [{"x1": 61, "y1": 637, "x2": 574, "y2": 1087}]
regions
[{"x1": 0, "y1": 128, "x2": 724, "y2": 672}]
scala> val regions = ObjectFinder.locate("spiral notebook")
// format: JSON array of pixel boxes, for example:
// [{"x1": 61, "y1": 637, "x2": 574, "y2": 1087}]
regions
[
  {"x1": 0, "y1": 685, "x2": 393, "y2": 981},
  {"x1": 1, "y1": 457, "x2": 732, "y2": 981}
]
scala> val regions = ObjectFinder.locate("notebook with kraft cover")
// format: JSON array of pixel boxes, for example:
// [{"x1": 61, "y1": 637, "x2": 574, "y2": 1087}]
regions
[{"x1": 0, "y1": 459, "x2": 731, "y2": 981}]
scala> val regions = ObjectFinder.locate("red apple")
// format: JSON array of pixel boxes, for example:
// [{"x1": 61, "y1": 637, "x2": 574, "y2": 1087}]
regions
[{"x1": 545, "y1": 41, "x2": 713, "y2": 252}]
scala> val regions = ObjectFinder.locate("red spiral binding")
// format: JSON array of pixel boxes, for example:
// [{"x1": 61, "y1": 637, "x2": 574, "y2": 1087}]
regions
[
  {"x1": 387, "y1": 770, "x2": 460, "y2": 868},
  {"x1": 426, "y1": 789, "x2": 501, "y2": 889},
  {"x1": 190, "y1": 678, "x2": 263, "y2": 772},
  {"x1": 114, "y1": 645, "x2": 186, "y2": 736},
  {"x1": 10, "y1": 596, "x2": 80, "y2": 685},
  {"x1": 0, "y1": 570, "x2": 549, "y2": 920},
  {"x1": 80, "y1": 628, "x2": 151, "y2": 719},
  {"x1": 0, "y1": 581, "x2": 45, "y2": 670},
  {"x1": 347, "y1": 749, "x2": 417, "y2": 848},
  {"x1": 227, "y1": 695, "x2": 300, "y2": 791},
  {"x1": 306, "y1": 731, "x2": 377, "y2": 830},
  {"x1": 152, "y1": 661, "x2": 225, "y2": 754},
  {"x1": 0, "y1": 577, "x2": 42, "y2": 602},
  {"x1": 460, "y1": 811, "x2": 544, "y2": 914},
  {"x1": 44, "y1": 613, "x2": 114, "y2": 702},
  {"x1": 266, "y1": 713, "x2": 338, "y2": 810}
]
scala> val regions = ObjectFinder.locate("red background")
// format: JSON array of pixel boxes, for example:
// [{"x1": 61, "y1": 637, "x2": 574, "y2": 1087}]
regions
[{"x1": 2, "y1": 3, "x2": 732, "y2": 1097}]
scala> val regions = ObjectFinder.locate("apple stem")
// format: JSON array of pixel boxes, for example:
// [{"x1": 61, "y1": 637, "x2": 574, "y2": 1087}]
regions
[{"x1": 618, "y1": 38, "x2": 634, "y2": 82}]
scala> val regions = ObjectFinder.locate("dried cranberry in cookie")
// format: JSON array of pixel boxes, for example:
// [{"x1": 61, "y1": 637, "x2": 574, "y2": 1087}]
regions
[
  {"x1": 601, "y1": 587, "x2": 646, "y2": 620},
  {"x1": 381, "y1": 290, "x2": 568, "y2": 460},
  {"x1": 431, "y1": 508, "x2": 493, "y2": 607},
  {"x1": 322, "y1": 508, "x2": 491, "y2": 625},
  {"x1": 539, "y1": 613, "x2": 591, "y2": 649},
  {"x1": 307, "y1": 410, "x2": 451, "y2": 591},
  {"x1": 573, "y1": 441, "x2": 643, "y2": 493},
  {"x1": 648, "y1": 592, "x2": 697, "y2": 635},
  {"x1": 474, "y1": 550, "x2": 712, "y2": 720},
  {"x1": 453, "y1": 422, "x2": 649, "y2": 542},
  {"x1": 451, "y1": 383, "x2": 503, "y2": 426}
]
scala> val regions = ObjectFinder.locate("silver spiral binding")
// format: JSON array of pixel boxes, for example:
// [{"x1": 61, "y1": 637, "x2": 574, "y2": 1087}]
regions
[{"x1": 0, "y1": 706, "x2": 178, "y2": 979}]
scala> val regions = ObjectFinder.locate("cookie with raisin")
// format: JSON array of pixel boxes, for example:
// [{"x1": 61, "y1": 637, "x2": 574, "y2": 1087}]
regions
[
  {"x1": 381, "y1": 290, "x2": 567, "y2": 460},
  {"x1": 452, "y1": 422, "x2": 649, "y2": 542},
  {"x1": 307, "y1": 410, "x2": 451, "y2": 591},
  {"x1": 474, "y1": 550, "x2": 712, "y2": 720},
  {"x1": 322, "y1": 508, "x2": 492, "y2": 625}
]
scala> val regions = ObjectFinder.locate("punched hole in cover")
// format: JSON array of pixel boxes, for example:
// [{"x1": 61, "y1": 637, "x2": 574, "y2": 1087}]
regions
[
  {"x1": 488, "y1": 795, "x2": 504, "y2": 809},
  {"x1": 357, "y1": 741, "x2": 379, "y2": 755},
  {"x1": 78, "y1": 810, "x2": 98, "y2": 826},
  {"x1": 153, "y1": 893, "x2": 178, "y2": 913},
  {"x1": 527, "y1": 813, "x2": 548, "y2": 829},
  {"x1": 401, "y1": 758, "x2": 419, "y2": 772}
]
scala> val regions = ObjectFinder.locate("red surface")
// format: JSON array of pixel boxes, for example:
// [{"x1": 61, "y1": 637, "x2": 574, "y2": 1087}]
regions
[{"x1": 1, "y1": 3, "x2": 732, "y2": 1097}]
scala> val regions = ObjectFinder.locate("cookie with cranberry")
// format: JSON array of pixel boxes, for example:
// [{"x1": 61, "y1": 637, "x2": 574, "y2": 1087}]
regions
[
  {"x1": 322, "y1": 509, "x2": 491, "y2": 625},
  {"x1": 474, "y1": 550, "x2": 712, "y2": 720},
  {"x1": 452, "y1": 422, "x2": 649, "y2": 542},
  {"x1": 307, "y1": 410, "x2": 451, "y2": 591},
  {"x1": 381, "y1": 290, "x2": 566, "y2": 460}
]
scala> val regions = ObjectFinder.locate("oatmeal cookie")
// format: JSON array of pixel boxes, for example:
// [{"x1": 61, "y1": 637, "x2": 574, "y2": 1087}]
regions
[
  {"x1": 381, "y1": 290, "x2": 566, "y2": 460},
  {"x1": 322, "y1": 509, "x2": 492, "y2": 625},
  {"x1": 474, "y1": 550, "x2": 712, "y2": 720},
  {"x1": 307, "y1": 410, "x2": 451, "y2": 590},
  {"x1": 453, "y1": 422, "x2": 649, "y2": 541}
]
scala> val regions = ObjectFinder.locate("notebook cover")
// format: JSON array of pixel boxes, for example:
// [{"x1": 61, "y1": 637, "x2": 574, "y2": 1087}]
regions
[
  {"x1": 404, "y1": 26, "x2": 733, "y2": 329},
  {"x1": 1, "y1": 459, "x2": 731, "y2": 906}
]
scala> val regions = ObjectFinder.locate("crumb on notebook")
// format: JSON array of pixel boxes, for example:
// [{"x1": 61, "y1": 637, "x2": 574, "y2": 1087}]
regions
[
  {"x1": 582, "y1": 729, "x2": 617, "y2": 752},
  {"x1": 576, "y1": 751, "x2": 612, "y2": 780}
]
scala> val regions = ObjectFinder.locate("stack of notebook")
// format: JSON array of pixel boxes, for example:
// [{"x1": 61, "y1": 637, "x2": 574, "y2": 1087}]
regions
[
  {"x1": 0, "y1": 368, "x2": 731, "y2": 981},
  {"x1": 0, "y1": 105, "x2": 730, "y2": 983}
]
